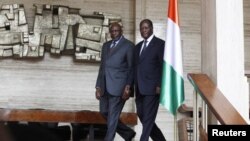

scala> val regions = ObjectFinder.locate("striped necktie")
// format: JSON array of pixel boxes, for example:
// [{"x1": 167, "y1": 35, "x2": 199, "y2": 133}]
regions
[{"x1": 110, "y1": 41, "x2": 116, "y2": 48}]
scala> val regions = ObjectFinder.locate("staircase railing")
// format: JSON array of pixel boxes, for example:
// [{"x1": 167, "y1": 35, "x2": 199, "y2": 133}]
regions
[{"x1": 187, "y1": 73, "x2": 247, "y2": 141}]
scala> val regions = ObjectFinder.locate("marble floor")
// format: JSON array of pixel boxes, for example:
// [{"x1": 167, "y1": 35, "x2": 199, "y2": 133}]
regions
[{"x1": 0, "y1": 105, "x2": 186, "y2": 141}]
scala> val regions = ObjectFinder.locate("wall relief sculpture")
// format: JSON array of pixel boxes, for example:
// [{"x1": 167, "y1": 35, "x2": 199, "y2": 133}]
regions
[{"x1": 0, "y1": 4, "x2": 122, "y2": 62}]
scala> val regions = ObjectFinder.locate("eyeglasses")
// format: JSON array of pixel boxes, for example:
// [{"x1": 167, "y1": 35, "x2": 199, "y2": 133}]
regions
[{"x1": 110, "y1": 30, "x2": 121, "y2": 33}]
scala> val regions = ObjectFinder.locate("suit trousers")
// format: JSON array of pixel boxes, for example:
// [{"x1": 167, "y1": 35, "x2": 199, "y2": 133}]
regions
[
  {"x1": 135, "y1": 87, "x2": 166, "y2": 141},
  {"x1": 99, "y1": 92, "x2": 134, "y2": 141}
]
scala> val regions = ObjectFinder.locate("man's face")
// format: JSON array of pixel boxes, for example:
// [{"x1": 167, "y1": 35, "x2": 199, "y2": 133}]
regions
[
  {"x1": 109, "y1": 24, "x2": 122, "y2": 40},
  {"x1": 140, "y1": 22, "x2": 153, "y2": 39}
]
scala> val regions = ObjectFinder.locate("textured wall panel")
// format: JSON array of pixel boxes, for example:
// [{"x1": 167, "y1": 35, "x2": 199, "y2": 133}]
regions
[{"x1": 244, "y1": 0, "x2": 250, "y2": 69}]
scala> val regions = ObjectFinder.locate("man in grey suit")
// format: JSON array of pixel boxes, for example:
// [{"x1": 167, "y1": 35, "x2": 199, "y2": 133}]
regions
[
  {"x1": 134, "y1": 19, "x2": 167, "y2": 141},
  {"x1": 95, "y1": 22, "x2": 136, "y2": 141}
]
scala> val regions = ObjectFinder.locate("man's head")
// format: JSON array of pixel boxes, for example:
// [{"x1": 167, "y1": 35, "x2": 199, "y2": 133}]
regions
[
  {"x1": 139, "y1": 19, "x2": 153, "y2": 40},
  {"x1": 109, "y1": 22, "x2": 123, "y2": 41}
]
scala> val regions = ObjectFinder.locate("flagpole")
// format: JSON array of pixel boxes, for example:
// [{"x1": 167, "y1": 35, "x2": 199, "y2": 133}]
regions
[{"x1": 174, "y1": 114, "x2": 178, "y2": 141}]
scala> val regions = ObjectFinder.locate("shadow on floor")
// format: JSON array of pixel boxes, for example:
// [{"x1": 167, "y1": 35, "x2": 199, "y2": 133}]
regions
[{"x1": 0, "y1": 122, "x2": 107, "y2": 141}]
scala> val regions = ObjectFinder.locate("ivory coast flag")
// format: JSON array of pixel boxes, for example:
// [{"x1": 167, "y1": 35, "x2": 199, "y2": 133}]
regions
[{"x1": 160, "y1": 0, "x2": 184, "y2": 116}]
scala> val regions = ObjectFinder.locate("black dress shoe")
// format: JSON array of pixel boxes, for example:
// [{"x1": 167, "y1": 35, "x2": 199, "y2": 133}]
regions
[{"x1": 126, "y1": 132, "x2": 136, "y2": 141}]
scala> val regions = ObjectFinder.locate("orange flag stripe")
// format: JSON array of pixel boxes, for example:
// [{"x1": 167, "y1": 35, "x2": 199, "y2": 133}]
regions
[{"x1": 168, "y1": 0, "x2": 179, "y2": 25}]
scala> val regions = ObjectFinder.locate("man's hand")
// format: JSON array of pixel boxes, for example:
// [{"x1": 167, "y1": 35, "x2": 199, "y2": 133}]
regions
[
  {"x1": 156, "y1": 86, "x2": 161, "y2": 95},
  {"x1": 95, "y1": 87, "x2": 101, "y2": 100},
  {"x1": 122, "y1": 85, "x2": 130, "y2": 100}
]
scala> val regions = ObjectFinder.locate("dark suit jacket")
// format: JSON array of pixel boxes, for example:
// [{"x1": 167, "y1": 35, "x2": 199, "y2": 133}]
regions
[
  {"x1": 135, "y1": 36, "x2": 165, "y2": 95},
  {"x1": 96, "y1": 36, "x2": 134, "y2": 96}
]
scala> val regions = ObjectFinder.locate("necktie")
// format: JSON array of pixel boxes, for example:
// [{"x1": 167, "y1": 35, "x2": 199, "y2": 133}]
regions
[
  {"x1": 110, "y1": 41, "x2": 116, "y2": 48},
  {"x1": 109, "y1": 41, "x2": 116, "y2": 53},
  {"x1": 140, "y1": 40, "x2": 147, "y2": 56}
]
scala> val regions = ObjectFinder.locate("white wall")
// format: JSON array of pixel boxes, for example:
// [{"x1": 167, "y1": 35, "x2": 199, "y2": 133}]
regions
[{"x1": 201, "y1": 0, "x2": 249, "y2": 122}]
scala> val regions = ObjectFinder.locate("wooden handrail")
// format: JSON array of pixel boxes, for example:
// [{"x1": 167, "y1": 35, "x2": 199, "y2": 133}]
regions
[
  {"x1": 187, "y1": 73, "x2": 247, "y2": 125},
  {"x1": 0, "y1": 109, "x2": 137, "y2": 141},
  {"x1": 0, "y1": 109, "x2": 137, "y2": 125}
]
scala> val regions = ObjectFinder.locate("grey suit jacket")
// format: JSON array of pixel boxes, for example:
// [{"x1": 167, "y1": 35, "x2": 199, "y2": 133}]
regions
[{"x1": 95, "y1": 36, "x2": 134, "y2": 96}]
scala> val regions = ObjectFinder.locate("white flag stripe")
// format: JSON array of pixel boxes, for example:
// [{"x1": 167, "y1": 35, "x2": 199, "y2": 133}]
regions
[{"x1": 165, "y1": 18, "x2": 183, "y2": 77}]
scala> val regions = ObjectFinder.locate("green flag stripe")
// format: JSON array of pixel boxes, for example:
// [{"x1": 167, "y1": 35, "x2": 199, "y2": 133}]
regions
[{"x1": 160, "y1": 62, "x2": 184, "y2": 115}]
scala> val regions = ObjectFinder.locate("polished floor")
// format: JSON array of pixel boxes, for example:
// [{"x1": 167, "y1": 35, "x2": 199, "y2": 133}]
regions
[{"x1": 0, "y1": 122, "x2": 126, "y2": 141}]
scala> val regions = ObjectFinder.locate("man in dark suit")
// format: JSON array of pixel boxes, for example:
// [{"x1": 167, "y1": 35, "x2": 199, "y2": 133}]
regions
[
  {"x1": 95, "y1": 22, "x2": 136, "y2": 141},
  {"x1": 135, "y1": 19, "x2": 167, "y2": 141}
]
